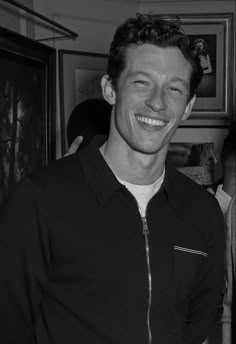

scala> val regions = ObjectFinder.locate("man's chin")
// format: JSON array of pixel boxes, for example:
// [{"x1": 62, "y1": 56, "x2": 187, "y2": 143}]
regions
[{"x1": 131, "y1": 142, "x2": 168, "y2": 156}]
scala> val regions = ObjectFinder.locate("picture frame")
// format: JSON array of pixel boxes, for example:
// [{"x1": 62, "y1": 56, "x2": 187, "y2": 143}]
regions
[
  {"x1": 0, "y1": 25, "x2": 56, "y2": 208},
  {"x1": 167, "y1": 142, "x2": 217, "y2": 186},
  {"x1": 58, "y1": 49, "x2": 108, "y2": 154},
  {"x1": 152, "y1": 13, "x2": 234, "y2": 126}
]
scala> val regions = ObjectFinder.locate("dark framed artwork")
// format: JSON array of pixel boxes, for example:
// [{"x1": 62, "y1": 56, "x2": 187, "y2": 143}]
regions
[
  {"x1": 0, "y1": 26, "x2": 56, "y2": 207},
  {"x1": 58, "y1": 49, "x2": 108, "y2": 154},
  {"x1": 153, "y1": 13, "x2": 234, "y2": 126}
]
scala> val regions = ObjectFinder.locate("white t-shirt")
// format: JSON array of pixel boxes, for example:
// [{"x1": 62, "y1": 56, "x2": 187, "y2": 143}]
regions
[
  {"x1": 215, "y1": 184, "x2": 232, "y2": 218},
  {"x1": 117, "y1": 170, "x2": 165, "y2": 217}
]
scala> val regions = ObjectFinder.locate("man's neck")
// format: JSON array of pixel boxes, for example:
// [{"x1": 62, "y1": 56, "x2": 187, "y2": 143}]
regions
[{"x1": 100, "y1": 140, "x2": 167, "y2": 185}]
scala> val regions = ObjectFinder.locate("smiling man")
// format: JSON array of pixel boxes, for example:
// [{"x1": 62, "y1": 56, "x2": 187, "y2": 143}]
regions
[
  {"x1": 101, "y1": 43, "x2": 196, "y2": 183},
  {"x1": 0, "y1": 14, "x2": 225, "y2": 344}
]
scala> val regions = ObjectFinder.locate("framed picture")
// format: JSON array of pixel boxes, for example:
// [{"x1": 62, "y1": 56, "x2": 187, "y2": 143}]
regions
[
  {"x1": 167, "y1": 142, "x2": 217, "y2": 186},
  {"x1": 58, "y1": 49, "x2": 108, "y2": 154},
  {"x1": 153, "y1": 13, "x2": 234, "y2": 126},
  {"x1": 0, "y1": 25, "x2": 56, "y2": 208}
]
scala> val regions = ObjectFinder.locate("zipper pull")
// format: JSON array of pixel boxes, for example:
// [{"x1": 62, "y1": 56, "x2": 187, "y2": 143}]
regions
[{"x1": 142, "y1": 217, "x2": 149, "y2": 235}]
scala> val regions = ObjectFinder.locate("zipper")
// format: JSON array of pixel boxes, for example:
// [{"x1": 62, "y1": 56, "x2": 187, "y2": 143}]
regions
[{"x1": 141, "y1": 216, "x2": 152, "y2": 344}]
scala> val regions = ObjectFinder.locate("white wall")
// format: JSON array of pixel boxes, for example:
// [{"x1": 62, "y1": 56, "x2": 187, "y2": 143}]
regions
[{"x1": 34, "y1": 0, "x2": 138, "y2": 52}]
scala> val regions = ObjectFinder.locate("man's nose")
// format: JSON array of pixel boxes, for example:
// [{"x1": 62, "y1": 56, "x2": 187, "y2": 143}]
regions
[{"x1": 144, "y1": 87, "x2": 166, "y2": 112}]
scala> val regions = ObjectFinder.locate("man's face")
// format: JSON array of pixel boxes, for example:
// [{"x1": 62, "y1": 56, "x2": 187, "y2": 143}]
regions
[{"x1": 105, "y1": 43, "x2": 195, "y2": 155}]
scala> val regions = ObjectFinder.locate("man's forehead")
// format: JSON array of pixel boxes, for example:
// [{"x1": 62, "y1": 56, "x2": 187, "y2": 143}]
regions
[{"x1": 123, "y1": 44, "x2": 192, "y2": 82}]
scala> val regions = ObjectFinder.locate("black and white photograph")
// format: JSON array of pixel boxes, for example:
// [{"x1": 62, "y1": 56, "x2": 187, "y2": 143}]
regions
[{"x1": 0, "y1": 2, "x2": 235, "y2": 344}]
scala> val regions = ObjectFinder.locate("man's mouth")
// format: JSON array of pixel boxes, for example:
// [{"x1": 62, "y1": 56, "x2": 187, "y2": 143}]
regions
[{"x1": 135, "y1": 115, "x2": 166, "y2": 127}]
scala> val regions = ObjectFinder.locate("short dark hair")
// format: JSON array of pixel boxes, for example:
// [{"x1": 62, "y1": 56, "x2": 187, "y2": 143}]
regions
[
  {"x1": 107, "y1": 14, "x2": 203, "y2": 100},
  {"x1": 67, "y1": 98, "x2": 111, "y2": 148}
]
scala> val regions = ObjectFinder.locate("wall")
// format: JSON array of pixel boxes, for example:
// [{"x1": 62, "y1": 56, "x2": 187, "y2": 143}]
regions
[
  {"x1": 0, "y1": 0, "x2": 35, "y2": 38},
  {"x1": 35, "y1": 0, "x2": 137, "y2": 52}
]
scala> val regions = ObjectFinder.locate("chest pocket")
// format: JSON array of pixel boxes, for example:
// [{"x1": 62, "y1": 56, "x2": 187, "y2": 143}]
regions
[
  {"x1": 173, "y1": 245, "x2": 208, "y2": 301},
  {"x1": 174, "y1": 245, "x2": 207, "y2": 257}
]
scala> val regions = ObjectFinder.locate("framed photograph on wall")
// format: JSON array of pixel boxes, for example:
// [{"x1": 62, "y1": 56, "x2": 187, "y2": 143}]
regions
[
  {"x1": 0, "y1": 26, "x2": 56, "y2": 208},
  {"x1": 58, "y1": 49, "x2": 108, "y2": 154},
  {"x1": 167, "y1": 142, "x2": 217, "y2": 186},
  {"x1": 153, "y1": 13, "x2": 234, "y2": 126}
]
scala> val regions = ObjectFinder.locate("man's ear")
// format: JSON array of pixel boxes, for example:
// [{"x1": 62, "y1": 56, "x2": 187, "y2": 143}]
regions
[
  {"x1": 101, "y1": 75, "x2": 116, "y2": 105},
  {"x1": 182, "y1": 94, "x2": 196, "y2": 120}
]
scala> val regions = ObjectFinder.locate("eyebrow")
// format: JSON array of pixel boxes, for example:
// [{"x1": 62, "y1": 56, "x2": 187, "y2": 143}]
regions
[
  {"x1": 128, "y1": 71, "x2": 150, "y2": 78},
  {"x1": 129, "y1": 72, "x2": 188, "y2": 84},
  {"x1": 169, "y1": 77, "x2": 189, "y2": 89}
]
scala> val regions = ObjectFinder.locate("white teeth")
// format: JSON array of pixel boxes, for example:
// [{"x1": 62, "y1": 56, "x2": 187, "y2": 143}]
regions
[{"x1": 136, "y1": 116, "x2": 165, "y2": 126}]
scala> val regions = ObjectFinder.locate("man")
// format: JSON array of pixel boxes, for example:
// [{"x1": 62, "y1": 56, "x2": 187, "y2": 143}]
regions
[
  {"x1": 0, "y1": 14, "x2": 225, "y2": 344},
  {"x1": 208, "y1": 120, "x2": 236, "y2": 344},
  {"x1": 209, "y1": 121, "x2": 236, "y2": 216}
]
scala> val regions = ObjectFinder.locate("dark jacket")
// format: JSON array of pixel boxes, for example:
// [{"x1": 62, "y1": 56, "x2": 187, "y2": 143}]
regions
[{"x1": 0, "y1": 136, "x2": 225, "y2": 344}]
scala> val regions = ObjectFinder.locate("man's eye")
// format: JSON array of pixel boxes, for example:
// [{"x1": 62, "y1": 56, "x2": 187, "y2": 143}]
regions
[
  {"x1": 134, "y1": 80, "x2": 150, "y2": 86},
  {"x1": 168, "y1": 86, "x2": 182, "y2": 94}
]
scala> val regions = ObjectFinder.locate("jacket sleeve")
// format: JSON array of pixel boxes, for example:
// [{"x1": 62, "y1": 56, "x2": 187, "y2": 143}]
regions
[
  {"x1": 0, "y1": 178, "x2": 51, "y2": 343},
  {"x1": 184, "y1": 198, "x2": 225, "y2": 344}
]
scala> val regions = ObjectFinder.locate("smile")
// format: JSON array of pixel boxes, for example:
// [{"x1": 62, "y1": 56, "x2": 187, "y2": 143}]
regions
[{"x1": 136, "y1": 115, "x2": 166, "y2": 127}]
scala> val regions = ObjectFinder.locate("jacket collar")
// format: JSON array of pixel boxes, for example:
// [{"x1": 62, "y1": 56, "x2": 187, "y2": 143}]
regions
[
  {"x1": 79, "y1": 135, "x2": 172, "y2": 205},
  {"x1": 79, "y1": 136, "x2": 124, "y2": 205}
]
